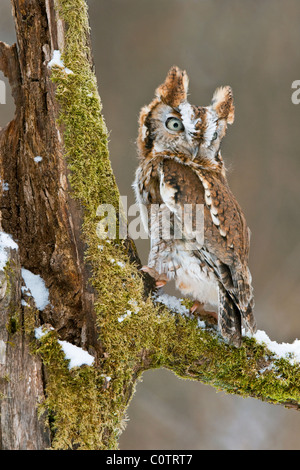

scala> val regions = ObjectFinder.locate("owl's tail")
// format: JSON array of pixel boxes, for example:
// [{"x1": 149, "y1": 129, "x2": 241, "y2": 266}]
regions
[
  {"x1": 242, "y1": 299, "x2": 257, "y2": 335},
  {"x1": 218, "y1": 285, "x2": 257, "y2": 347},
  {"x1": 218, "y1": 286, "x2": 242, "y2": 347}
]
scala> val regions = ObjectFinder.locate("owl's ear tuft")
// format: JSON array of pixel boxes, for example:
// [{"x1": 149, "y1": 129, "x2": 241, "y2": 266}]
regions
[
  {"x1": 155, "y1": 66, "x2": 189, "y2": 107},
  {"x1": 211, "y1": 86, "x2": 235, "y2": 124}
]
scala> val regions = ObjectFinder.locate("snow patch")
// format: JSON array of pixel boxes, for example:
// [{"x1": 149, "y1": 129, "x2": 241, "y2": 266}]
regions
[
  {"x1": 58, "y1": 340, "x2": 94, "y2": 369},
  {"x1": 35, "y1": 326, "x2": 94, "y2": 369},
  {"x1": 251, "y1": 329, "x2": 300, "y2": 365},
  {"x1": 118, "y1": 310, "x2": 132, "y2": 323},
  {"x1": 153, "y1": 292, "x2": 207, "y2": 328},
  {"x1": 21, "y1": 268, "x2": 50, "y2": 311},
  {"x1": 110, "y1": 258, "x2": 125, "y2": 268},
  {"x1": 128, "y1": 299, "x2": 140, "y2": 314},
  {"x1": 34, "y1": 156, "x2": 43, "y2": 163},
  {"x1": 34, "y1": 325, "x2": 54, "y2": 339},
  {"x1": 118, "y1": 300, "x2": 141, "y2": 323},
  {"x1": 0, "y1": 232, "x2": 18, "y2": 271},
  {"x1": 48, "y1": 50, "x2": 74, "y2": 75},
  {"x1": 153, "y1": 292, "x2": 189, "y2": 316}
]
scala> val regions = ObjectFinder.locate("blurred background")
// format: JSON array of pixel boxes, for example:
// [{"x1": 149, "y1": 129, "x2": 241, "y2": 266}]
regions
[{"x1": 1, "y1": 0, "x2": 300, "y2": 450}]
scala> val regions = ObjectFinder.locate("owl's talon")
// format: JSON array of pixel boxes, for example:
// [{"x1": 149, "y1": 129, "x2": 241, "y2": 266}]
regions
[
  {"x1": 140, "y1": 266, "x2": 168, "y2": 288},
  {"x1": 140, "y1": 266, "x2": 155, "y2": 276},
  {"x1": 190, "y1": 301, "x2": 218, "y2": 325},
  {"x1": 155, "y1": 280, "x2": 167, "y2": 288},
  {"x1": 190, "y1": 301, "x2": 202, "y2": 315},
  {"x1": 140, "y1": 266, "x2": 149, "y2": 272}
]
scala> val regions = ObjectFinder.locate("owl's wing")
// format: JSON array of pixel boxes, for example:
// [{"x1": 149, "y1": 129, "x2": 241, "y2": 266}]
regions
[{"x1": 158, "y1": 158, "x2": 256, "y2": 345}]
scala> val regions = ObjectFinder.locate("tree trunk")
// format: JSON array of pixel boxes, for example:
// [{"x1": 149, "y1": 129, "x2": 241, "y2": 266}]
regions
[
  {"x1": 0, "y1": 0, "x2": 101, "y2": 449},
  {"x1": 0, "y1": 242, "x2": 51, "y2": 449},
  {"x1": 0, "y1": 0, "x2": 99, "y2": 351},
  {"x1": 0, "y1": 0, "x2": 299, "y2": 450}
]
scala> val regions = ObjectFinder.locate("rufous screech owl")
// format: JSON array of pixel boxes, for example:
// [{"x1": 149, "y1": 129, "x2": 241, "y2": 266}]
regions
[{"x1": 133, "y1": 66, "x2": 257, "y2": 347}]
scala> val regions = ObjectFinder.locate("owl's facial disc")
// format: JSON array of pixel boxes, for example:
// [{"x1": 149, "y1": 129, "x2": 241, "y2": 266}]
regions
[{"x1": 141, "y1": 102, "x2": 202, "y2": 158}]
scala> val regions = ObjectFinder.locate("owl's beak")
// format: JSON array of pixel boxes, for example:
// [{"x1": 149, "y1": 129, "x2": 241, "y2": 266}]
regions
[{"x1": 192, "y1": 145, "x2": 200, "y2": 160}]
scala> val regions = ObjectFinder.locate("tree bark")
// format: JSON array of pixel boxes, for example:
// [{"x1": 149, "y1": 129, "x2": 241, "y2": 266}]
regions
[
  {"x1": 0, "y1": 244, "x2": 51, "y2": 449},
  {"x1": 0, "y1": 0, "x2": 299, "y2": 450}
]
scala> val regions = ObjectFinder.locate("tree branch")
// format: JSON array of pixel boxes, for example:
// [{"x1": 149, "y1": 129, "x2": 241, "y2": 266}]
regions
[
  {"x1": 0, "y1": 41, "x2": 21, "y2": 106},
  {"x1": 0, "y1": 0, "x2": 299, "y2": 451}
]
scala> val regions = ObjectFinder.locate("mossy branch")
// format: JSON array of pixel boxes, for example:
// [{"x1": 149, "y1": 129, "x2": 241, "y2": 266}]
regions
[{"x1": 20, "y1": 0, "x2": 300, "y2": 450}]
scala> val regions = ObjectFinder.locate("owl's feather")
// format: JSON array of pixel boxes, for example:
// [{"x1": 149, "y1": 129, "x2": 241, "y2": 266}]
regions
[{"x1": 157, "y1": 158, "x2": 256, "y2": 345}]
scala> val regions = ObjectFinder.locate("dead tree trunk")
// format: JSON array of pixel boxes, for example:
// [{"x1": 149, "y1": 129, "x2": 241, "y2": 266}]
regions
[
  {"x1": 0, "y1": 0, "x2": 104, "y2": 449},
  {"x1": 0, "y1": 0, "x2": 99, "y2": 352},
  {"x1": 0, "y1": 0, "x2": 145, "y2": 450},
  {"x1": 0, "y1": 0, "x2": 299, "y2": 450}
]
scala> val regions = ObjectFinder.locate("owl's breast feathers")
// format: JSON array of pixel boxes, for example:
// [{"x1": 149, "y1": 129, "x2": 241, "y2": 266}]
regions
[{"x1": 135, "y1": 155, "x2": 256, "y2": 345}]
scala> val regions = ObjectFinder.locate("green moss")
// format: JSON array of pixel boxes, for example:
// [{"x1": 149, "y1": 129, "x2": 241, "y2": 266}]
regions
[
  {"x1": 22, "y1": 305, "x2": 38, "y2": 336},
  {"x1": 52, "y1": 2, "x2": 119, "y2": 214},
  {"x1": 34, "y1": 330, "x2": 105, "y2": 450},
  {"x1": 39, "y1": 0, "x2": 151, "y2": 449},
  {"x1": 36, "y1": 0, "x2": 300, "y2": 450},
  {"x1": 160, "y1": 322, "x2": 300, "y2": 407},
  {"x1": 6, "y1": 311, "x2": 20, "y2": 335}
]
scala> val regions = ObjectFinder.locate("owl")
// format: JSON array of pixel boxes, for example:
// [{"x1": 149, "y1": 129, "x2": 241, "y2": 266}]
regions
[{"x1": 133, "y1": 66, "x2": 257, "y2": 347}]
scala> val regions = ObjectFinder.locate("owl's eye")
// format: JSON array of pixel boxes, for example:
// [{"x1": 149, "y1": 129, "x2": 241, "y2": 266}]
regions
[{"x1": 165, "y1": 117, "x2": 184, "y2": 132}]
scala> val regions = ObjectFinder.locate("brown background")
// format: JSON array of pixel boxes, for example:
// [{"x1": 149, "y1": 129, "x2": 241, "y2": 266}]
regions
[{"x1": 1, "y1": 0, "x2": 299, "y2": 450}]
